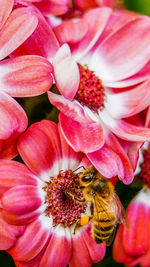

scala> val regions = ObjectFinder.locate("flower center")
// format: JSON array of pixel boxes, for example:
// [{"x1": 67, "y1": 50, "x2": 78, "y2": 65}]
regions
[
  {"x1": 43, "y1": 169, "x2": 86, "y2": 227},
  {"x1": 74, "y1": 64, "x2": 105, "y2": 112},
  {"x1": 137, "y1": 148, "x2": 150, "y2": 188}
]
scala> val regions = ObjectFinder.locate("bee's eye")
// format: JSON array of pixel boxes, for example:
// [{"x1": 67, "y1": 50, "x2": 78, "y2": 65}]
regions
[{"x1": 81, "y1": 173, "x2": 94, "y2": 183}]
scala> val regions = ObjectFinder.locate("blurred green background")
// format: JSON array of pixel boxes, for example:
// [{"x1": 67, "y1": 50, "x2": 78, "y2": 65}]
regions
[{"x1": 1, "y1": 0, "x2": 150, "y2": 266}]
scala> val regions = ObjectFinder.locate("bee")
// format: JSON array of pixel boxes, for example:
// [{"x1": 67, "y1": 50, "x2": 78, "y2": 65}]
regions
[{"x1": 68, "y1": 166, "x2": 128, "y2": 246}]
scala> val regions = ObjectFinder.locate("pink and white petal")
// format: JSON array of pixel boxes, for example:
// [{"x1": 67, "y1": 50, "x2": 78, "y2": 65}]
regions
[
  {"x1": 71, "y1": 7, "x2": 112, "y2": 60},
  {"x1": 100, "y1": 110, "x2": 150, "y2": 142},
  {"x1": 70, "y1": 230, "x2": 92, "y2": 267},
  {"x1": 11, "y1": 7, "x2": 59, "y2": 61},
  {"x1": 53, "y1": 44, "x2": 80, "y2": 100},
  {"x1": 8, "y1": 217, "x2": 51, "y2": 261},
  {"x1": 48, "y1": 91, "x2": 92, "y2": 123},
  {"x1": 0, "y1": 7, "x2": 38, "y2": 60},
  {"x1": 0, "y1": 160, "x2": 38, "y2": 196},
  {"x1": 39, "y1": 225, "x2": 72, "y2": 267},
  {"x1": 59, "y1": 113, "x2": 104, "y2": 153},
  {"x1": 87, "y1": 132, "x2": 134, "y2": 184},
  {"x1": 98, "y1": 9, "x2": 138, "y2": 46},
  {"x1": 0, "y1": 0, "x2": 13, "y2": 30},
  {"x1": 92, "y1": 17, "x2": 150, "y2": 82},
  {"x1": 18, "y1": 122, "x2": 60, "y2": 179},
  {"x1": 54, "y1": 19, "x2": 88, "y2": 45},
  {"x1": 82, "y1": 225, "x2": 106, "y2": 263},
  {"x1": 105, "y1": 80, "x2": 150, "y2": 119},
  {"x1": 103, "y1": 61, "x2": 150, "y2": 88},
  {"x1": 0, "y1": 56, "x2": 53, "y2": 97},
  {"x1": 0, "y1": 91, "x2": 27, "y2": 139},
  {"x1": 58, "y1": 124, "x2": 84, "y2": 170},
  {"x1": 1, "y1": 185, "x2": 43, "y2": 215},
  {"x1": 0, "y1": 213, "x2": 25, "y2": 250}
]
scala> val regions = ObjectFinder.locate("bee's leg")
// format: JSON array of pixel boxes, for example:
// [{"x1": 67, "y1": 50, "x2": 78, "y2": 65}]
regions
[{"x1": 65, "y1": 191, "x2": 86, "y2": 203}]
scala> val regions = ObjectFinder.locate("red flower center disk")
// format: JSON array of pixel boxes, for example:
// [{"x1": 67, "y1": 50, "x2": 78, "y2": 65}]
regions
[
  {"x1": 137, "y1": 148, "x2": 150, "y2": 188},
  {"x1": 74, "y1": 64, "x2": 105, "y2": 112},
  {"x1": 43, "y1": 170, "x2": 86, "y2": 227}
]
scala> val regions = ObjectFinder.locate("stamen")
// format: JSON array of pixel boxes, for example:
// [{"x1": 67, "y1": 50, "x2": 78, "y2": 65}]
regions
[
  {"x1": 74, "y1": 64, "x2": 105, "y2": 112},
  {"x1": 43, "y1": 169, "x2": 86, "y2": 227}
]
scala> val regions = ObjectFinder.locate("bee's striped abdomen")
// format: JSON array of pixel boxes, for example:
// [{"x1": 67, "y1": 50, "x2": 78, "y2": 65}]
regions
[{"x1": 92, "y1": 214, "x2": 116, "y2": 245}]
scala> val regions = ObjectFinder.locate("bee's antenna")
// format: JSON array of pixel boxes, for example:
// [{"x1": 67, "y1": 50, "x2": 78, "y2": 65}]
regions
[{"x1": 73, "y1": 166, "x2": 85, "y2": 173}]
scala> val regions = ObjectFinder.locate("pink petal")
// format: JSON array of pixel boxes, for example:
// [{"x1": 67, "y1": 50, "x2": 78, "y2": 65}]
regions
[
  {"x1": 0, "y1": 55, "x2": 53, "y2": 97},
  {"x1": 113, "y1": 224, "x2": 135, "y2": 265},
  {"x1": 93, "y1": 17, "x2": 150, "y2": 82},
  {"x1": 18, "y1": 121, "x2": 61, "y2": 178},
  {"x1": 53, "y1": 44, "x2": 80, "y2": 100},
  {"x1": 71, "y1": 7, "x2": 112, "y2": 60},
  {"x1": 104, "y1": 61, "x2": 150, "y2": 88},
  {"x1": 0, "y1": 0, "x2": 13, "y2": 30},
  {"x1": 0, "y1": 213, "x2": 25, "y2": 250},
  {"x1": 87, "y1": 132, "x2": 134, "y2": 184},
  {"x1": 123, "y1": 200, "x2": 150, "y2": 256},
  {"x1": 35, "y1": 0, "x2": 70, "y2": 15},
  {"x1": 82, "y1": 225, "x2": 106, "y2": 263},
  {"x1": 39, "y1": 226, "x2": 72, "y2": 267},
  {"x1": 0, "y1": 160, "x2": 38, "y2": 196},
  {"x1": 114, "y1": 120, "x2": 150, "y2": 142},
  {"x1": 0, "y1": 92, "x2": 27, "y2": 159},
  {"x1": 2, "y1": 208, "x2": 42, "y2": 225},
  {"x1": 70, "y1": 231, "x2": 92, "y2": 267},
  {"x1": 101, "y1": 110, "x2": 150, "y2": 142},
  {"x1": 1, "y1": 185, "x2": 42, "y2": 215},
  {"x1": 54, "y1": 19, "x2": 88, "y2": 45},
  {"x1": 59, "y1": 113, "x2": 104, "y2": 153},
  {"x1": 105, "y1": 80, "x2": 150, "y2": 119},
  {"x1": 99, "y1": 9, "x2": 138, "y2": 46},
  {"x1": 0, "y1": 7, "x2": 38, "y2": 60},
  {"x1": 11, "y1": 7, "x2": 59, "y2": 61},
  {"x1": 58, "y1": 124, "x2": 84, "y2": 168},
  {"x1": 0, "y1": 92, "x2": 27, "y2": 140},
  {"x1": 14, "y1": 241, "x2": 48, "y2": 267},
  {"x1": 48, "y1": 91, "x2": 92, "y2": 123},
  {"x1": 8, "y1": 218, "x2": 50, "y2": 261}
]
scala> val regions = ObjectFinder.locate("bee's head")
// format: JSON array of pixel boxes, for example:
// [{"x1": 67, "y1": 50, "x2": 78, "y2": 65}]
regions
[{"x1": 79, "y1": 167, "x2": 97, "y2": 187}]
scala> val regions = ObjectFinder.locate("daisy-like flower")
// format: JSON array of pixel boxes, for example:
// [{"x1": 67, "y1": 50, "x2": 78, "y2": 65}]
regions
[
  {"x1": 49, "y1": 7, "x2": 150, "y2": 183},
  {"x1": 113, "y1": 188, "x2": 150, "y2": 267},
  {"x1": 113, "y1": 144, "x2": 150, "y2": 267},
  {"x1": 0, "y1": 120, "x2": 106, "y2": 266},
  {"x1": 10, "y1": 7, "x2": 150, "y2": 184}
]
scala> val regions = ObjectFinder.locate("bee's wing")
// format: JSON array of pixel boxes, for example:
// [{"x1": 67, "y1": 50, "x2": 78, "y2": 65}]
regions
[
  {"x1": 114, "y1": 193, "x2": 129, "y2": 229},
  {"x1": 93, "y1": 194, "x2": 116, "y2": 246}
]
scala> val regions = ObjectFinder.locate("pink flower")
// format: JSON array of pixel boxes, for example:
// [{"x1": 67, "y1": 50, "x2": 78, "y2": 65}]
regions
[
  {"x1": 11, "y1": 7, "x2": 150, "y2": 184},
  {"x1": 113, "y1": 187, "x2": 150, "y2": 266},
  {"x1": 0, "y1": 120, "x2": 106, "y2": 266},
  {"x1": 0, "y1": 0, "x2": 53, "y2": 97},
  {"x1": 49, "y1": 7, "x2": 150, "y2": 183}
]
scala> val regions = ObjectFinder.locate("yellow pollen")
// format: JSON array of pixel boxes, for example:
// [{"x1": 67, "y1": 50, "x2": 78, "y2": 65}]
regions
[{"x1": 80, "y1": 216, "x2": 90, "y2": 226}]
